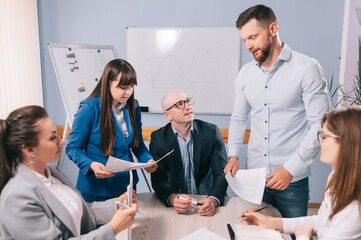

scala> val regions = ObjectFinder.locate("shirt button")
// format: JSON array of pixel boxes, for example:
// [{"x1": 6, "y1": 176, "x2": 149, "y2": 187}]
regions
[
  {"x1": 264, "y1": 103, "x2": 267, "y2": 106},
  {"x1": 265, "y1": 120, "x2": 268, "y2": 123},
  {"x1": 265, "y1": 137, "x2": 268, "y2": 140},
  {"x1": 265, "y1": 86, "x2": 268, "y2": 88},
  {"x1": 264, "y1": 154, "x2": 267, "y2": 157}
]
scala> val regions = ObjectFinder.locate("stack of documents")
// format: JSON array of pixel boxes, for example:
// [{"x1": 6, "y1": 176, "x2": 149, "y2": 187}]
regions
[
  {"x1": 230, "y1": 224, "x2": 283, "y2": 240},
  {"x1": 225, "y1": 168, "x2": 266, "y2": 205}
]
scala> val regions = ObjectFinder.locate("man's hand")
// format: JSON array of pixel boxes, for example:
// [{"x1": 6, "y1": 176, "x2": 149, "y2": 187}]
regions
[
  {"x1": 144, "y1": 159, "x2": 158, "y2": 173},
  {"x1": 265, "y1": 166, "x2": 293, "y2": 190},
  {"x1": 224, "y1": 156, "x2": 239, "y2": 177},
  {"x1": 198, "y1": 198, "x2": 218, "y2": 216},
  {"x1": 169, "y1": 194, "x2": 191, "y2": 214},
  {"x1": 90, "y1": 162, "x2": 115, "y2": 178}
]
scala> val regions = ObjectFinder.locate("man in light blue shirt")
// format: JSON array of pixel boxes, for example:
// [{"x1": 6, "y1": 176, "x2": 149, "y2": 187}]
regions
[{"x1": 224, "y1": 4, "x2": 329, "y2": 226}]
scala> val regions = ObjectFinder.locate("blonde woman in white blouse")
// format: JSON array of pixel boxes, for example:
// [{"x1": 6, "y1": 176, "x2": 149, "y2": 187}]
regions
[
  {"x1": 239, "y1": 106, "x2": 361, "y2": 240},
  {"x1": 0, "y1": 105, "x2": 137, "y2": 239}
]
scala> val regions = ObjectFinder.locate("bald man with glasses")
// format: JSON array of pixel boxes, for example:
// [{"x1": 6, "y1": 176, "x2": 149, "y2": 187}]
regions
[{"x1": 150, "y1": 91, "x2": 228, "y2": 216}]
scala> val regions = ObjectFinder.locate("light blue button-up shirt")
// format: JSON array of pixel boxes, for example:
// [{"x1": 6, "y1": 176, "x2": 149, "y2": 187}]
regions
[
  {"x1": 228, "y1": 43, "x2": 330, "y2": 182},
  {"x1": 172, "y1": 124, "x2": 198, "y2": 195}
]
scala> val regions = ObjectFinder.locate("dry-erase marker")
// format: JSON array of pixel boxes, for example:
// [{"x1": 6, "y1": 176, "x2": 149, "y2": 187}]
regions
[
  {"x1": 177, "y1": 196, "x2": 203, "y2": 206},
  {"x1": 241, "y1": 205, "x2": 269, "y2": 218},
  {"x1": 114, "y1": 201, "x2": 145, "y2": 215}
]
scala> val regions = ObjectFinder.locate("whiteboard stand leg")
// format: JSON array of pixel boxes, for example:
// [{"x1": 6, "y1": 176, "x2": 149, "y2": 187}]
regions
[
  {"x1": 127, "y1": 170, "x2": 133, "y2": 240},
  {"x1": 140, "y1": 168, "x2": 152, "y2": 192},
  {"x1": 58, "y1": 117, "x2": 69, "y2": 168}
]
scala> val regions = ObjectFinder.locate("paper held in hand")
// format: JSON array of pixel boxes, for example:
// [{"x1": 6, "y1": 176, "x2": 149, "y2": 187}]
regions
[
  {"x1": 105, "y1": 149, "x2": 174, "y2": 172},
  {"x1": 225, "y1": 168, "x2": 266, "y2": 205}
]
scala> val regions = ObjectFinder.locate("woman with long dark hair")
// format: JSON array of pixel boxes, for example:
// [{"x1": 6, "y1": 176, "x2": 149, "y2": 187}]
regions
[
  {"x1": 66, "y1": 59, "x2": 157, "y2": 202},
  {"x1": 239, "y1": 106, "x2": 361, "y2": 240},
  {"x1": 0, "y1": 105, "x2": 137, "y2": 239}
]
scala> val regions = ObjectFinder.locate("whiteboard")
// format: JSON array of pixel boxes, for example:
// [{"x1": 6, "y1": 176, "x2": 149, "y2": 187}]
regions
[
  {"x1": 126, "y1": 26, "x2": 240, "y2": 114},
  {"x1": 48, "y1": 43, "x2": 115, "y2": 126}
]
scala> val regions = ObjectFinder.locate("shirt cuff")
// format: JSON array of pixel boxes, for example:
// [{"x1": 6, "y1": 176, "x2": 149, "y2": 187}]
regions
[
  {"x1": 296, "y1": 236, "x2": 310, "y2": 240},
  {"x1": 167, "y1": 194, "x2": 174, "y2": 206},
  {"x1": 227, "y1": 145, "x2": 242, "y2": 159},
  {"x1": 207, "y1": 196, "x2": 220, "y2": 206},
  {"x1": 283, "y1": 153, "x2": 307, "y2": 177}
]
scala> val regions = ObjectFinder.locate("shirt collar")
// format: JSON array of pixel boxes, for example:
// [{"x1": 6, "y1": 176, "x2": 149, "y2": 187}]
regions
[
  {"x1": 112, "y1": 102, "x2": 126, "y2": 114},
  {"x1": 171, "y1": 122, "x2": 194, "y2": 137},
  {"x1": 255, "y1": 42, "x2": 292, "y2": 68},
  {"x1": 32, "y1": 166, "x2": 57, "y2": 186}
]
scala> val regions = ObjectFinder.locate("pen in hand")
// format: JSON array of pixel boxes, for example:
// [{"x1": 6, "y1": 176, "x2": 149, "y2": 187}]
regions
[
  {"x1": 177, "y1": 195, "x2": 203, "y2": 206},
  {"x1": 241, "y1": 205, "x2": 269, "y2": 218},
  {"x1": 114, "y1": 200, "x2": 145, "y2": 215}
]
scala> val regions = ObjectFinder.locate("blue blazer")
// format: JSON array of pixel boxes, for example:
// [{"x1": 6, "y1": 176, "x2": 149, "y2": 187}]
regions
[{"x1": 66, "y1": 96, "x2": 152, "y2": 197}]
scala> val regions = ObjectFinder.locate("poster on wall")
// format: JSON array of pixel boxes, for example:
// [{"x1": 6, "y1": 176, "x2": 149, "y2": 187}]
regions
[{"x1": 339, "y1": 0, "x2": 361, "y2": 105}]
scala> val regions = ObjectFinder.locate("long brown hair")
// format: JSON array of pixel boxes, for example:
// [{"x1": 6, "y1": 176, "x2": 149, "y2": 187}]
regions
[
  {"x1": 322, "y1": 106, "x2": 361, "y2": 219},
  {"x1": 88, "y1": 59, "x2": 139, "y2": 156},
  {"x1": 0, "y1": 105, "x2": 48, "y2": 193}
]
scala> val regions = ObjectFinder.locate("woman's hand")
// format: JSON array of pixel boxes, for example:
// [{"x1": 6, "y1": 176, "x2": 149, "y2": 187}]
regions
[
  {"x1": 240, "y1": 208, "x2": 283, "y2": 231},
  {"x1": 144, "y1": 159, "x2": 158, "y2": 173},
  {"x1": 90, "y1": 162, "x2": 115, "y2": 178},
  {"x1": 295, "y1": 224, "x2": 313, "y2": 240},
  {"x1": 117, "y1": 190, "x2": 137, "y2": 207},
  {"x1": 110, "y1": 203, "x2": 137, "y2": 235}
]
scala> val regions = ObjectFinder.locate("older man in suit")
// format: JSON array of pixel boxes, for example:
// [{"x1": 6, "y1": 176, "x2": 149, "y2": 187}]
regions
[{"x1": 150, "y1": 91, "x2": 228, "y2": 216}]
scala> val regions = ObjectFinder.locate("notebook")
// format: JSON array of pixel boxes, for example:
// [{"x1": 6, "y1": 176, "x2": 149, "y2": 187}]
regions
[{"x1": 230, "y1": 224, "x2": 283, "y2": 240}]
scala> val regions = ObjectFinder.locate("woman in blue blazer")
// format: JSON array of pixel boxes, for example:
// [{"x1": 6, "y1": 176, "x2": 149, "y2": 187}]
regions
[{"x1": 66, "y1": 59, "x2": 157, "y2": 202}]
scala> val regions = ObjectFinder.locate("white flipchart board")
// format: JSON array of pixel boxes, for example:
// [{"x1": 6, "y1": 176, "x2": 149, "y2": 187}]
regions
[
  {"x1": 126, "y1": 26, "x2": 241, "y2": 114},
  {"x1": 48, "y1": 43, "x2": 115, "y2": 127}
]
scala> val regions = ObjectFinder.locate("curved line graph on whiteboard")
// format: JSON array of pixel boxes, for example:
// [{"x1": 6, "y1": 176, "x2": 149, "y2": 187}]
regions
[{"x1": 151, "y1": 48, "x2": 232, "y2": 88}]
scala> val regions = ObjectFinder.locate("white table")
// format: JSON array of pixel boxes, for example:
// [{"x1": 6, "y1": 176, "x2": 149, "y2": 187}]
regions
[{"x1": 127, "y1": 193, "x2": 291, "y2": 240}]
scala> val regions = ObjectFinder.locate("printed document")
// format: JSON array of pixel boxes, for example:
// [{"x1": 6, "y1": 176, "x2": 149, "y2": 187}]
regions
[
  {"x1": 105, "y1": 149, "x2": 174, "y2": 172},
  {"x1": 179, "y1": 228, "x2": 226, "y2": 240},
  {"x1": 226, "y1": 168, "x2": 266, "y2": 205},
  {"x1": 230, "y1": 223, "x2": 283, "y2": 240}
]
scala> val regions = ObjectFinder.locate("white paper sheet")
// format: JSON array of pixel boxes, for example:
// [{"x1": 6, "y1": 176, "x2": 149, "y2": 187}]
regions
[
  {"x1": 179, "y1": 228, "x2": 227, "y2": 240},
  {"x1": 231, "y1": 224, "x2": 283, "y2": 240},
  {"x1": 226, "y1": 168, "x2": 266, "y2": 205},
  {"x1": 105, "y1": 149, "x2": 174, "y2": 172}
]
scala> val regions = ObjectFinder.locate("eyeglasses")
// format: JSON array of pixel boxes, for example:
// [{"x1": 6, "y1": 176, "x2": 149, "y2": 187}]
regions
[
  {"x1": 166, "y1": 97, "x2": 194, "y2": 111},
  {"x1": 317, "y1": 130, "x2": 339, "y2": 143}
]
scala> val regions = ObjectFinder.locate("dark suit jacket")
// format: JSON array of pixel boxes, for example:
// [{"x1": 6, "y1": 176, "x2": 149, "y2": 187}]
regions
[{"x1": 150, "y1": 119, "x2": 228, "y2": 207}]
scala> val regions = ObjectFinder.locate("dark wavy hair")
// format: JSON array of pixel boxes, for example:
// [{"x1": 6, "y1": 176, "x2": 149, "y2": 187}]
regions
[{"x1": 0, "y1": 105, "x2": 48, "y2": 193}]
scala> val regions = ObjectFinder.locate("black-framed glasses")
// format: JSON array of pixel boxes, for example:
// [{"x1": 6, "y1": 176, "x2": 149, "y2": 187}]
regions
[
  {"x1": 166, "y1": 97, "x2": 194, "y2": 111},
  {"x1": 317, "y1": 130, "x2": 339, "y2": 142}
]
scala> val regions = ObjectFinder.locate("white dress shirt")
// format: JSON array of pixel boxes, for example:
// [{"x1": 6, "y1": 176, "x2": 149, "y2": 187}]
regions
[
  {"x1": 33, "y1": 167, "x2": 83, "y2": 236},
  {"x1": 282, "y1": 172, "x2": 361, "y2": 239}
]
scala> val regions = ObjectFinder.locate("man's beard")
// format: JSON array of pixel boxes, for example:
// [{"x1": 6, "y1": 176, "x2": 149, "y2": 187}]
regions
[{"x1": 253, "y1": 43, "x2": 271, "y2": 63}]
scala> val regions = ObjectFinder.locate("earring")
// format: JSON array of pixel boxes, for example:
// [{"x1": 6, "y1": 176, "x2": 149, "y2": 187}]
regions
[{"x1": 29, "y1": 154, "x2": 37, "y2": 164}]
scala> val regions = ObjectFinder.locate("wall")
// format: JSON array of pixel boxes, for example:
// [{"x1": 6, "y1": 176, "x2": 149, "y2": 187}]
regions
[{"x1": 38, "y1": 0, "x2": 345, "y2": 203}]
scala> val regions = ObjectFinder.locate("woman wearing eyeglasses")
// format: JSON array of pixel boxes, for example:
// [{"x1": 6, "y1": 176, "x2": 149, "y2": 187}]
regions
[
  {"x1": 239, "y1": 106, "x2": 361, "y2": 240},
  {"x1": 66, "y1": 59, "x2": 157, "y2": 203}
]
